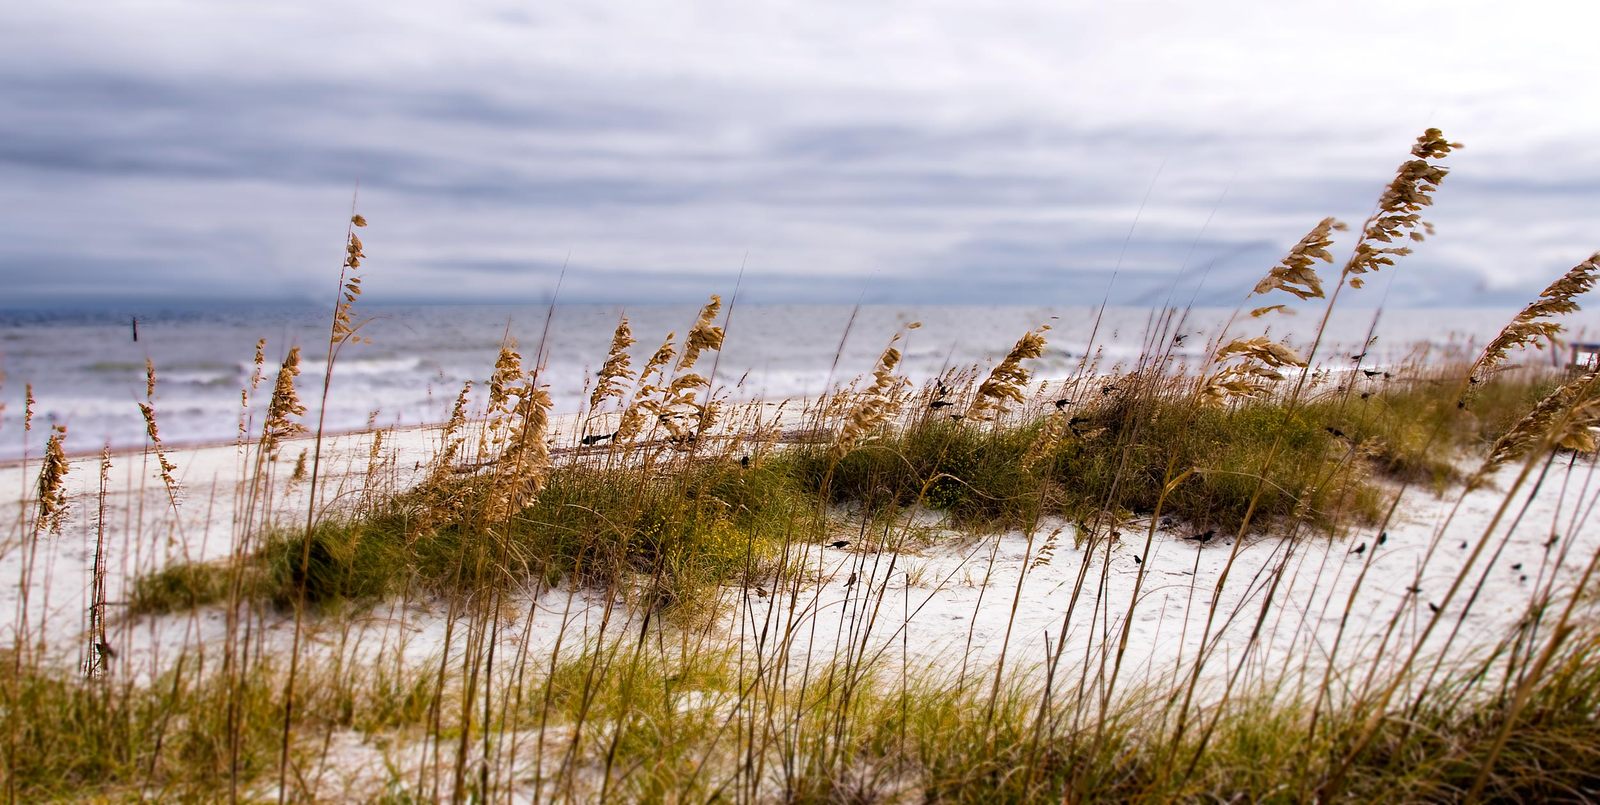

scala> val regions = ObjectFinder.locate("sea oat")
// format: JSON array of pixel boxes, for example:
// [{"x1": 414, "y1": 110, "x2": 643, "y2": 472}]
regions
[
  {"x1": 476, "y1": 345, "x2": 534, "y2": 464},
  {"x1": 633, "y1": 295, "x2": 729, "y2": 444},
  {"x1": 261, "y1": 347, "x2": 307, "y2": 456},
  {"x1": 1021, "y1": 414, "x2": 1069, "y2": 470},
  {"x1": 138, "y1": 403, "x2": 180, "y2": 493},
  {"x1": 589, "y1": 315, "x2": 636, "y2": 410},
  {"x1": 969, "y1": 325, "x2": 1050, "y2": 420},
  {"x1": 638, "y1": 332, "x2": 676, "y2": 386},
  {"x1": 1199, "y1": 336, "x2": 1308, "y2": 405},
  {"x1": 331, "y1": 214, "x2": 370, "y2": 345},
  {"x1": 412, "y1": 382, "x2": 473, "y2": 534},
  {"x1": 485, "y1": 384, "x2": 553, "y2": 523},
  {"x1": 677, "y1": 295, "x2": 724, "y2": 371},
  {"x1": 831, "y1": 330, "x2": 912, "y2": 460},
  {"x1": 1342, "y1": 128, "x2": 1461, "y2": 289},
  {"x1": 1031, "y1": 526, "x2": 1064, "y2": 569},
  {"x1": 1471, "y1": 371, "x2": 1600, "y2": 489},
  {"x1": 1465, "y1": 253, "x2": 1600, "y2": 395},
  {"x1": 36, "y1": 425, "x2": 69, "y2": 533},
  {"x1": 250, "y1": 338, "x2": 267, "y2": 390},
  {"x1": 1252, "y1": 217, "x2": 1347, "y2": 301}
]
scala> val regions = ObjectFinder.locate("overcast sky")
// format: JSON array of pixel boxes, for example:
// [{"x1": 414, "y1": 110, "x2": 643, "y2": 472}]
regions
[{"x1": 2, "y1": 0, "x2": 1598, "y2": 308}]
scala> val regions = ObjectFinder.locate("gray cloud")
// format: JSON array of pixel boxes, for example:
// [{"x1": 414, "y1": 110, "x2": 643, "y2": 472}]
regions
[{"x1": 1, "y1": 0, "x2": 1598, "y2": 309}]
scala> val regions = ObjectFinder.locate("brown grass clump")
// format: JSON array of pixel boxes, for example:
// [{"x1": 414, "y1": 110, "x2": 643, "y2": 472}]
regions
[
  {"x1": 479, "y1": 343, "x2": 538, "y2": 464},
  {"x1": 1466, "y1": 253, "x2": 1599, "y2": 394},
  {"x1": 610, "y1": 295, "x2": 727, "y2": 445},
  {"x1": 1020, "y1": 413, "x2": 1068, "y2": 470},
  {"x1": 968, "y1": 325, "x2": 1049, "y2": 420},
  {"x1": 1205, "y1": 213, "x2": 1339, "y2": 403},
  {"x1": 661, "y1": 295, "x2": 727, "y2": 441},
  {"x1": 410, "y1": 382, "x2": 474, "y2": 532},
  {"x1": 484, "y1": 382, "x2": 554, "y2": 524}
]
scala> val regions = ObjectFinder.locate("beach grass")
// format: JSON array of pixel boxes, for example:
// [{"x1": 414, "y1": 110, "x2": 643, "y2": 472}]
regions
[{"x1": 7, "y1": 128, "x2": 1600, "y2": 801}]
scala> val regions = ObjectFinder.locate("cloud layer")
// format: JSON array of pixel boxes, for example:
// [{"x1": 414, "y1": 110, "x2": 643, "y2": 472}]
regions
[{"x1": 3, "y1": 0, "x2": 1598, "y2": 307}]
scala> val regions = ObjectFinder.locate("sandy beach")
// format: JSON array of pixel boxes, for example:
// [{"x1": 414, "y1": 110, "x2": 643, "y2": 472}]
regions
[{"x1": 7, "y1": 406, "x2": 1592, "y2": 702}]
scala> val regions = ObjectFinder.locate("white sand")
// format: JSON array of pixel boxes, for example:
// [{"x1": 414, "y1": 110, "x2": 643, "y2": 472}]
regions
[{"x1": 3, "y1": 411, "x2": 1596, "y2": 708}]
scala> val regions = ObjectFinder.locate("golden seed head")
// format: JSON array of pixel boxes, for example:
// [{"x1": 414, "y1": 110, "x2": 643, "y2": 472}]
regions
[
  {"x1": 1251, "y1": 217, "x2": 1345, "y2": 301},
  {"x1": 1466, "y1": 253, "x2": 1600, "y2": 398},
  {"x1": 1473, "y1": 371, "x2": 1600, "y2": 488},
  {"x1": 677, "y1": 295, "x2": 725, "y2": 371},
  {"x1": 1342, "y1": 129, "x2": 1459, "y2": 287},
  {"x1": 968, "y1": 326, "x2": 1050, "y2": 420},
  {"x1": 36, "y1": 425, "x2": 70, "y2": 532},
  {"x1": 262, "y1": 347, "x2": 307, "y2": 453},
  {"x1": 832, "y1": 330, "x2": 912, "y2": 460},
  {"x1": 590, "y1": 315, "x2": 637, "y2": 410}
]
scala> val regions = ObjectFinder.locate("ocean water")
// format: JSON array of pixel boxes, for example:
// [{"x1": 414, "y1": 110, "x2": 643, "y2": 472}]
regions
[{"x1": 0, "y1": 303, "x2": 1590, "y2": 460}]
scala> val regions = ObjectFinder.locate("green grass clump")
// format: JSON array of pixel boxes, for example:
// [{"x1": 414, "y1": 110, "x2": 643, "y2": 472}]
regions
[
  {"x1": 133, "y1": 456, "x2": 811, "y2": 617},
  {"x1": 1046, "y1": 396, "x2": 1376, "y2": 530},
  {"x1": 128, "y1": 559, "x2": 236, "y2": 615},
  {"x1": 1311, "y1": 369, "x2": 1562, "y2": 491},
  {"x1": 130, "y1": 370, "x2": 1566, "y2": 619},
  {"x1": 792, "y1": 392, "x2": 1378, "y2": 534},
  {"x1": 128, "y1": 515, "x2": 412, "y2": 616},
  {"x1": 792, "y1": 418, "x2": 1045, "y2": 527},
  {"x1": 4, "y1": 663, "x2": 282, "y2": 799}
]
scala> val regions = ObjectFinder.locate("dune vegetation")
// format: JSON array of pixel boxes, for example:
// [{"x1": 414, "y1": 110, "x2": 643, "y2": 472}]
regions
[{"x1": 6, "y1": 128, "x2": 1600, "y2": 802}]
